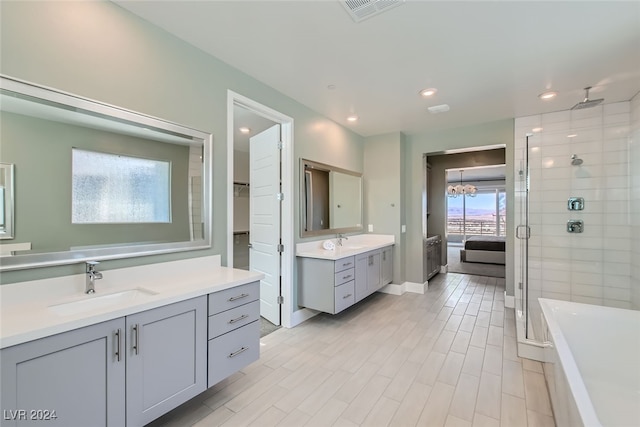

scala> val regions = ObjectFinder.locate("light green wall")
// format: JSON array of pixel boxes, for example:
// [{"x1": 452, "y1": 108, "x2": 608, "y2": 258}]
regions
[
  {"x1": 0, "y1": 0, "x2": 363, "y2": 283},
  {"x1": 404, "y1": 119, "x2": 515, "y2": 293},
  {"x1": 363, "y1": 132, "x2": 404, "y2": 284}
]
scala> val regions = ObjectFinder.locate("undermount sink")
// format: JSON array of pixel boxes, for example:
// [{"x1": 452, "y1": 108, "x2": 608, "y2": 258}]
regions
[
  {"x1": 339, "y1": 245, "x2": 365, "y2": 250},
  {"x1": 48, "y1": 288, "x2": 157, "y2": 316}
]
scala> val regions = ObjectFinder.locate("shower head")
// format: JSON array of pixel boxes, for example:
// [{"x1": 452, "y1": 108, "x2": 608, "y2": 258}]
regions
[
  {"x1": 571, "y1": 87, "x2": 604, "y2": 110},
  {"x1": 571, "y1": 154, "x2": 583, "y2": 166}
]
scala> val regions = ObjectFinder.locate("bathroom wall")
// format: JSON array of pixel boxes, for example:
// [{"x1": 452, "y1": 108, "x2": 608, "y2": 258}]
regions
[
  {"x1": 363, "y1": 132, "x2": 404, "y2": 284},
  {"x1": 515, "y1": 101, "x2": 634, "y2": 319},
  {"x1": 0, "y1": 1, "x2": 364, "y2": 285},
  {"x1": 631, "y1": 93, "x2": 640, "y2": 310}
]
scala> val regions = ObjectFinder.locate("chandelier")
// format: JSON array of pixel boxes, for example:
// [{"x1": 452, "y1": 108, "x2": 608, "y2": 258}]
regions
[{"x1": 447, "y1": 170, "x2": 477, "y2": 197}]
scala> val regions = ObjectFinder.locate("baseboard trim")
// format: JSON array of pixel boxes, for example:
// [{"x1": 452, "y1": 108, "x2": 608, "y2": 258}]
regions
[
  {"x1": 504, "y1": 291, "x2": 515, "y2": 308},
  {"x1": 406, "y1": 281, "x2": 427, "y2": 294},
  {"x1": 379, "y1": 281, "x2": 427, "y2": 295}
]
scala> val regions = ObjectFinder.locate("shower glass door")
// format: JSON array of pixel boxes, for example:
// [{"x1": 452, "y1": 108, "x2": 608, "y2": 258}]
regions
[{"x1": 515, "y1": 134, "x2": 537, "y2": 340}]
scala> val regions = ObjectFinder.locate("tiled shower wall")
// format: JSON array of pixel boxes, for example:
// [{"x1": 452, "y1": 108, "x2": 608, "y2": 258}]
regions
[
  {"x1": 515, "y1": 98, "x2": 638, "y2": 337},
  {"x1": 631, "y1": 93, "x2": 640, "y2": 310}
]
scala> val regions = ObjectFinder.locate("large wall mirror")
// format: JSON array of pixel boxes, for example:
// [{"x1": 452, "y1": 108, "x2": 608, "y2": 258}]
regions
[
  {"x1": 0, "y1": 76, "x2": 212, "y2": 271},
  {"x1": 300, "y1": 159, "x2": 363, "y2": 237}
]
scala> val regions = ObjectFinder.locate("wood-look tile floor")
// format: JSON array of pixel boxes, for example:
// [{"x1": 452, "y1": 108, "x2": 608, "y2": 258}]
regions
[{"x1": 146, "y1": 273, "x2": 555, "y2": 427}]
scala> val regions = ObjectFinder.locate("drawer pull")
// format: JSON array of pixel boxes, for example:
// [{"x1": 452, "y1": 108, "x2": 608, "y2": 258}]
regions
[
  {"x1": 228, "y1": 346, "x2": 249, "y2": 358},
  {"x1": 228, "y1": 314, "x2": 249, "y2": 324},
  {"x1": 342, "y1": 274, "x2": 352, "y2": 280},
  {"x1": 228, "y1": 293, "x2": 249, "y2": 302},
  {"x1": 343, "y1": 262, "x2": 352, "y2": 267},
  {"x1": 343, "y1": 293, "x2": 353, "y2": 299}
]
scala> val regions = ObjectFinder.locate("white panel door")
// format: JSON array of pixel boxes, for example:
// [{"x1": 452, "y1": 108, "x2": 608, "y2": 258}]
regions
[{"x1": 250, "y1": 124, "x2": 281, "y2": 326}]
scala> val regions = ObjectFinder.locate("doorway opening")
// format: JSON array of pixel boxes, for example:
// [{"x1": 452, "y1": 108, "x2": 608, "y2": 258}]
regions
[
  {"x1": 227, "y1": 91, "x2": 294, "y2": 330},
  {"x1": 424, "y1": 146, "x2": 506, "y2": 280}
]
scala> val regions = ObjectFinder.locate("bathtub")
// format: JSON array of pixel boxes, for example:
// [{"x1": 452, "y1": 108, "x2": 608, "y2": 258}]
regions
[{"x1": 539, "y1": 298, "x2": 640, "y2": 427}]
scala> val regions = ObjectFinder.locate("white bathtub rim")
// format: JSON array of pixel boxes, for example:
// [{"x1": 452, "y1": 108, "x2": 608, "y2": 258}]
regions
[{"x1": 539, "y1": 298, "x2": 603, "y2": 427}]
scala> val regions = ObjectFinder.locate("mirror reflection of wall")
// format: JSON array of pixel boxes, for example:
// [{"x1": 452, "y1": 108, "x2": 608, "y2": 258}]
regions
[
  {"x1": 330, "y1": 171, "x2": 362, "y2": 229},
  {"x1": 0, "y1": 163, "x2": 14, "y2": 240},
  {"x1": 304, "y1": 168, "x2": 330, "y2": 231},
  {"x1": 300, "y1": 159, "x2": 363, "y2": 237},
  {"x1": 0, "y1": 77, "x2": 211, "y2": 270},
  {"x1": 1, "y1": 110, "x2": 191, "y2": 253}
]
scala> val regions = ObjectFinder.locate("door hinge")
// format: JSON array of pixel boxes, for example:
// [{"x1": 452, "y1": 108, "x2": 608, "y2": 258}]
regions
[
  {"x1": 277, "y1": 141, "x2": 283, "y2": 150},
  {"x1": 518, "y1": 282, "x2": 523, "y2": 290},
  {"x1": 277, "y1": 295, "x2": 284, "y2": 304},
  {"x1": 276, "y1": 192, "x2": 284, "y2": 201},
  {"x1": 277, "y1": 244, "x2": 284, "y2": 253}
]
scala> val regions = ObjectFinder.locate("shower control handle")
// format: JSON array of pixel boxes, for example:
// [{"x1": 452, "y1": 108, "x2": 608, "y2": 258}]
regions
[
  {"x1": 567, "y1": 197, "x2": 584, "y2": 211},
  {"x1": 567, "y1": 220, "x2": 584, "y2": 233}
]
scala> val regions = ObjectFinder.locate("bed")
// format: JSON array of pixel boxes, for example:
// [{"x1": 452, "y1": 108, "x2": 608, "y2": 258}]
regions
[{"x1": 460, "y1": 235, "x2": 505, "y2": 265}]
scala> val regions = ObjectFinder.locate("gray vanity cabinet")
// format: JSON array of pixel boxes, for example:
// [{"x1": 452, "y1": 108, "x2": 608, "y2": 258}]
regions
[
  {"x1": 0, "y1": 318, "x2": 126, "y2": 427},
  {"x1": 0, "y1": 297, "x2": 207, "y2": 427},
  {"x1": 298, "y1": 245, "x2": 393, "y2": 314},
  {"x1": 126, "y1": 296, "x2": 207, "y2": 427},
  {"x1": 355, "y1": 250, "x2": 381, "y2": 302},
  {"x1": 381, "y1": 246, "x2": 393, "y2": 286}
]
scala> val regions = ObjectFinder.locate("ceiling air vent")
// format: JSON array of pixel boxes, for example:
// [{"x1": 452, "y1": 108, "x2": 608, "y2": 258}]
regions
[{"x1": 341, "y1": 0, "x2": 405, "y2": 23}]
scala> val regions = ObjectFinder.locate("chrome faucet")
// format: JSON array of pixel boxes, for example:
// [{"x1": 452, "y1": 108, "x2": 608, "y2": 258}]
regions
[
  {"x1": 85, "y1": 261, "x2": 103, "y2": 294},
  {"x1": 337, "y1": 233, "x2": 348, "y2": 246}
]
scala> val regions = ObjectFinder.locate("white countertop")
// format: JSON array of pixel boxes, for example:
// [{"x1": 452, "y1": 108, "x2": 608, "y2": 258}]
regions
[
  {"x1": 295, "y1": 234, "x2": 395, "y2": 260},
  {"x1": 0, "y1": 255, "x2": 263, "y2": 349}
]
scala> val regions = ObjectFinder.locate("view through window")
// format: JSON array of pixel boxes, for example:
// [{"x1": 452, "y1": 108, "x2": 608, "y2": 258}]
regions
[{"x1": 447, "y1": 189, "x2": 506, "y2": 243}]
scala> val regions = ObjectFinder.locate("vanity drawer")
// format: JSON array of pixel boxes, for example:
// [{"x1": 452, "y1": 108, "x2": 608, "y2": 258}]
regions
[
  {"x1": 335, "y1": 257, "x2": 355, "y2": 273},
  {"x1": 207, "y1": 320, "x2": 260, "y2": 387},
  {"x1": 208, "y1": 300, "x2": 259, "y2": 339},
  {"x1": 334, "y1": 268, "x2": 355, "y2": 286},
  {"x1": 334, "y1": 281, "x2": 355, "y2": 313},
  {"x1": 208, "y1": 281, "x2": 259, "y2": 315}
]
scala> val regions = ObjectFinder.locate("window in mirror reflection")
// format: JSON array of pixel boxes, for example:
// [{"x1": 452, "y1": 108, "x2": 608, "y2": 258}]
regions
[{"x1": 72, "y1": 148, "x2": 171, "y2": 224}]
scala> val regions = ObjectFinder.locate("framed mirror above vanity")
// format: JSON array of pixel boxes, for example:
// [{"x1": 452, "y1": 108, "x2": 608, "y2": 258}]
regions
[
  {"x1": 300, "y1": 159, "x2": 363, "y2": 237},
  {"x1": 0, "y1": 75, "x2": 212, "y2": 271}
]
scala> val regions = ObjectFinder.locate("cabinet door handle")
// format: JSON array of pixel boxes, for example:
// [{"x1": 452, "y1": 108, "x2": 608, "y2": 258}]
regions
[
  {"x1": 114, "y1": 329, "x2": 122, "y2": 362},
  {"x1": 228, "y1": 346, "x2": 249, "y2": 358},
  {"x1": 228, "y1": 293, "x2": 249, "y2": 302},
  {"x1": 132, "y1": 324, "x2": 140, "y2": 355},
  {"x1": 228, "y1": 314, "x2": 249, "y2": 324},
  {"x1": 343, "y1": 293, "x2": 352, "y2": 299}
]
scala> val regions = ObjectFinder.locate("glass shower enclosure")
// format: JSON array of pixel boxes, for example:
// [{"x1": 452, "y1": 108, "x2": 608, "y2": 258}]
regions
[{"x1": 514, "y1": 101, "x2": 637, "y2": 359}]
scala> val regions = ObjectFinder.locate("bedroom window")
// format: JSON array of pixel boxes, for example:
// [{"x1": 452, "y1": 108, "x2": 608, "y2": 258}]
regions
[{"x1": 447, "y1": 188, "x2": 505, "y2": 242}]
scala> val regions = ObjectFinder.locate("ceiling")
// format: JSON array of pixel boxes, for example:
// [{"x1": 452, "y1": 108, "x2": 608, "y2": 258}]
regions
[{"x1": 113, "y1": 1, "x2": 640, "y2": 138}]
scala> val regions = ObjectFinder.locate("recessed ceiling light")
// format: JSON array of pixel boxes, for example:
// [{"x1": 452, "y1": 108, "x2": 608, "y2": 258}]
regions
[
  {"x1": 427, "y1": 104, "x2": 450, "y2": 114},
  {"x1": 567, "y1": 134, "x2": 578, "y2": 138},
  {"x1": 532, "y1": 127, "x2": 543, "y2": 133},
  {"x1": 239, "y1": 127, "x2": 251, "y2": 134},
  {"x1": 538, "y1": 91, "x2": 557, "y2": 100},
  {"x1": 419, "y1": 88, "x2": 438, "y2": 98},
  {"x1": 346, "y1": 115, "x2": 358, "y2": 122}
]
